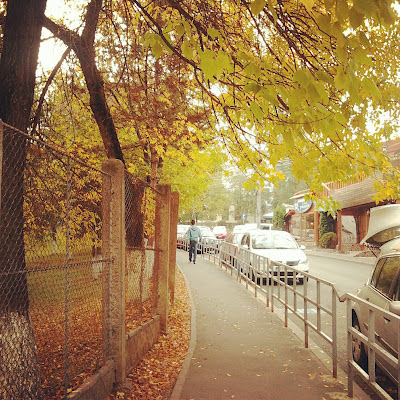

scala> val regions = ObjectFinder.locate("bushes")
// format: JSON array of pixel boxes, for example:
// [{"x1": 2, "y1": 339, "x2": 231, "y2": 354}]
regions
[
  {"x1": 319, "y1": 232, "x2": 338, "y2": 249},
  {"x1": 318, "y1": 212, "x2": 337, "y2": 249},
  {"x1": 273, "y1": 204, "x2": 286, "y2": 230},
  {"x1": 319, "y1": 212, "x2": 335, "y2": 237}
]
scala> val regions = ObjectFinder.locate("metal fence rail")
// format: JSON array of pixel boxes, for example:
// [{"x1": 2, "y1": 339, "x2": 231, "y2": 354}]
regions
[
  {"x1": 344, "y1": 292, "x2": 400, "y2": 400},
  {"x1": 204, "y1": 239, "x2": 400, "y2": 398},
  {"x1": 211, "y1": 240, "x2": 340, "y2": 378}
]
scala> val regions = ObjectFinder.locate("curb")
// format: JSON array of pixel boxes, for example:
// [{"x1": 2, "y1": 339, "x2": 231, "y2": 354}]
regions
[
  {"x1": 305, "y1": 251, "x2": 376, "y2": 266},
  {"x1": 169, "y1": 264, "x2": 197, "y2": 400}
]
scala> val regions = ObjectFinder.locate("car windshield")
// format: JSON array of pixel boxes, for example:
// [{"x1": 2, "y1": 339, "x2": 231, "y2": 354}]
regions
[{"x1": 252, "y1": 232, "x2": 298, "y2": 250}]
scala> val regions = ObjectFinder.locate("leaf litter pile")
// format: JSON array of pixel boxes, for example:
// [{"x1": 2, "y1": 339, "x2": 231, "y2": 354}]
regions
[{"x1": 108, "y1": 267, "x2": 191, "y2": 399}]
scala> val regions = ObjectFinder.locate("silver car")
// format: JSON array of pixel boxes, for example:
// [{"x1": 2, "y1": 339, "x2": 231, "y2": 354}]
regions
[
  {"x1": 352, "y1": 204, "x2": 400, "y2": 383},
  {"x1": 238, "y1": 229, "x2": 309, "y2": 283}
]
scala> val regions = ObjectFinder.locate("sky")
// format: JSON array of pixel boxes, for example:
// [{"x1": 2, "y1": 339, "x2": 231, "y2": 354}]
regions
[{"x1": 38, "y1": 0, "x2": 77, "y2": 72}]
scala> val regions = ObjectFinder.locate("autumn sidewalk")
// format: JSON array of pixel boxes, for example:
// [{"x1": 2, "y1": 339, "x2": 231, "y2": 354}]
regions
[{"x1": 171, "y1": 250, "x2": 369, "y2": 400}]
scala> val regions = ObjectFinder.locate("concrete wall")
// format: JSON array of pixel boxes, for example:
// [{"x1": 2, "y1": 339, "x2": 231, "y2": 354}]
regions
[
  {"x1": 126, "y1": 316, "x2": 161, "y2": 372},
  {"x1": 69, "y1": 316, "x2": 161, "y2": 400}
]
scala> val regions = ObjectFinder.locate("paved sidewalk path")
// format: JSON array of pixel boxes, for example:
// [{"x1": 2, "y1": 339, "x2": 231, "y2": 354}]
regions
[{"x1": 171, "y1": 250, "x2": 369, "y2": 400}]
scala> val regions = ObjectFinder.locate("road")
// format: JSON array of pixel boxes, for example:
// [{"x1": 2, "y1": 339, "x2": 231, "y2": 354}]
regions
[
  {"x1": 270, "y1": 253, "x2": 374, "y2": 371},
  {"x1": 307, "y1": 254, "x2": 374, "y2": 296},
  {"x1": 306, "y1": 253, "x2": 374, "y2": 369}
]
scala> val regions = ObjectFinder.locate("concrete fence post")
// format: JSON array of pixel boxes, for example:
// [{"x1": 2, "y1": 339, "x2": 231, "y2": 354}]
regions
[
  {"x1": 154, "y1": 184, "x2": 171, "y2": 333},
  {"x1": 169, "y1": 192, "x2": 179, "y2": 305},
  {"x1": 102, "y1": 159, "x2": 126, "y2": 384}
]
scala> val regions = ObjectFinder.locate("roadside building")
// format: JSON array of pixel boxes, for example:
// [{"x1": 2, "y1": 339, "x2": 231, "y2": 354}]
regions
[
  {"x1": 285, "y1": 139, "x2": 400, "y2": 252},
  {"x1": 285, "y1": 190, "x2": 318, "y2": 244}
]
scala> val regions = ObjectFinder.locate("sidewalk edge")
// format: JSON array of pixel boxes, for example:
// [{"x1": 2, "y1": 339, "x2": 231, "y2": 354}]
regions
[{"x1": 169, "y1": 264, "x2": 196, "y2": 400}]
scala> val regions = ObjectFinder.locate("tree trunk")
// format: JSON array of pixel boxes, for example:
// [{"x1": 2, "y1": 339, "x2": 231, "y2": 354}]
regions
[
  {"x1": 43, "y1": 1, "x2": 146, "y2": 247},
  {"x1": 0, "y1": 0, "x2": 47, "y2": 398},
  {"x1": 43, "y1": 0, "x2": 125, "y2": 162}
]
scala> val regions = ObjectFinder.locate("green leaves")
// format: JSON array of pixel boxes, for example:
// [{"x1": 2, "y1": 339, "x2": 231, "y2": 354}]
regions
[
  {"x1": 362, "y1": 77, "x2": 382, "y2": 99},
  {"x1": 250, "y1": 0, "x2": 267, "y2": 15},
  {"x1": 300, "y1": 0, "x2": 315, "y2": 12},
  {"x1": 198, "y1": 49, "x2": 234, "y2": 81}
]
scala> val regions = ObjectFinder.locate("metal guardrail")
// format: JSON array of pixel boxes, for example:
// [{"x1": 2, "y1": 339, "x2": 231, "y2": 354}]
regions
[
  {"x1": 178, "y1": 236, "x2": 400, "y2": 399},
  {"x1": 220, "y1": 243, "x2": 340, "y2": 378},
  {"x1": 343, "y1": 292, "x2": 400, "y2": 400}
]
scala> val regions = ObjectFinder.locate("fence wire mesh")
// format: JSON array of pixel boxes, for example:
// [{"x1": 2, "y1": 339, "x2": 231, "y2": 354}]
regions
[
  {"x1": 0, "y1": 123, "x2": 112, "y2": 399},
  {"x1": 124, "y1": 172, "x2": 156, "y2": 332}
]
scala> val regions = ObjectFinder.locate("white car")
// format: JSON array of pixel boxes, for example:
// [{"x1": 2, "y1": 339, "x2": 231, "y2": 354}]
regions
[
  {"x1": 198, "y1": 225, "x2": 217, "y2": 253},
  {"x1": 352, "y1": 204, "x2": 400, "y2": 383},
  {"x1": 177, "y1": 224, "x2": 190, "y2": 249},
  {"x1": 213, "y1": 225, "x2": 227, "y2": 239},
  {"x1": 238, "y1": 229, "x2": 309, "y2": 283}
]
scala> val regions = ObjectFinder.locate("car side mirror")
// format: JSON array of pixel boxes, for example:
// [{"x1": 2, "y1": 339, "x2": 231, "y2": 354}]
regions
[
  {"x1": 389, "y1": 301, "x2": 400, "y2": 316},
  {"x1": 300, "y1": 245, "x2": 306, "y2": 250}
]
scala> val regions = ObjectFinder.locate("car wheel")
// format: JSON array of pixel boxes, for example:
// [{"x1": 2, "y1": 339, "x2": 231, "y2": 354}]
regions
[{"x1": 352, "y1": 316, "x2": 367, "y2": 369}]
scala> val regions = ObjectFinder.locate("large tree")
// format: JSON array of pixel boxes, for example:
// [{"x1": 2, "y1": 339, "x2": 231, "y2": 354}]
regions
[
  {"x1": 131, "y1": 0, "x2": 400, "y2": 203},
  {"x1": 38, "y1": 0, "x2": 400, "y2": 203},
  {"x1": 2, "y1": 0, "x2": 400, "y2": 397},
  {"x1": 0, "y1": 0, "x2": 47, "y2": 398}
]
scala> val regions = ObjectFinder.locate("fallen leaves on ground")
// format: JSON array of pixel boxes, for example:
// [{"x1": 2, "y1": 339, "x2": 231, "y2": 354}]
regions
[{"x1": 108, "y1": 267, "x2": 191, "y2": 400}]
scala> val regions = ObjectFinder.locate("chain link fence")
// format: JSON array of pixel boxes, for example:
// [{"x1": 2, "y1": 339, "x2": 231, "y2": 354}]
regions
[
  {"x1": 124, "y1": 173, "x2": 157, "y2": 332},
  {"x1": 0, "y1": 122, "x2": 112, "y2": 399},
  {"x1": 0, "y1": 121, "x2": 168, "y2": 399}
]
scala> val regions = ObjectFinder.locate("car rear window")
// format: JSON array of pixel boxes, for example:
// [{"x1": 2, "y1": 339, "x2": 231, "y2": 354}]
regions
[
  {"x1": 370, "y1": 258, "x2": 385, "y2": 287},
  {"x1": 374, "y1": 257, "x2": 400, "y2": 297}
]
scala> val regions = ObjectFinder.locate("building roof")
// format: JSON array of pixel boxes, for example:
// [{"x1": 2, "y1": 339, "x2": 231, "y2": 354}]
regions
[
  {"x1": 383, "y1": 139, "x2": 400, "y2": 157},
  {"x1": 330, "y1": 177, "x2": 377, "y2": 209}
]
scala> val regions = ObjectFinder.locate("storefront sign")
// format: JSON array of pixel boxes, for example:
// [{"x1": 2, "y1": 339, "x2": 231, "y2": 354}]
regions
[{"x1": 294, "y1": 198, "x2": 313, "y2": 213}]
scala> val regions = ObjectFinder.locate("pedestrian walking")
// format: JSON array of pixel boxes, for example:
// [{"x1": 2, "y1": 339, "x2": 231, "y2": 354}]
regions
[{"x1": 187, "y1": 219, "x2": 202, "y2": 264}]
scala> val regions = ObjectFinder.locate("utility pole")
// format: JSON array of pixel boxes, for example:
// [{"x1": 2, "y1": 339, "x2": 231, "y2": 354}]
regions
[{"x1": 256, "y1": 190, "x2": 261, "y2": 228}]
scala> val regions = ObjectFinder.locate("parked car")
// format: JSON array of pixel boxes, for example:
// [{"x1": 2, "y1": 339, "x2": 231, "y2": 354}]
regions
[
  {"x1": 232, "y1": 224, "x2": 258, "y2": 234},
  {"x1": 237, "y1": 229, "x2": 309, "y2": 283},
  {"x1": 198, "y1": 225, "x2": 217, "y2": 253},
  {"x1": 352, "y1": 204, "x2": 400, "y2": 383},
  {"x1": 260, "y1": 223, "x2": 273, "y2": 230},
  {"x1": 177, "y1": 224, "x2": 190, "y2": 249},
  {"x1": 213, "y1": 225, "x2": 228, "y2": 239},
  {"x1": 221, "y1": 231, "x2": 246, "y2": 267}
]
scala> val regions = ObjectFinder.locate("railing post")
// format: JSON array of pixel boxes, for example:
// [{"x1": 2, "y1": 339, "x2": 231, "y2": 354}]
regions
[
  {"x1": 265, "y1": 258, "x2": 269, "y2": 308},
  {"x1": 332, "y1": 288, "x2": 338, "y2": 378},
  {"x1": 102, "y1": 159, "x2": 126, "y2": 384},
  {"x1": 346, "y1": 298, "x2": 354, "y2": 398},
  {"x1": 169, "y1": 191, "x2": 179, "y2": 306},
  {"x1": 304, "y1": 278, "x2": 309, "y2": 348},
  {"x1": 155, "y1": 184, "x2": 171, "y2": 333}
]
